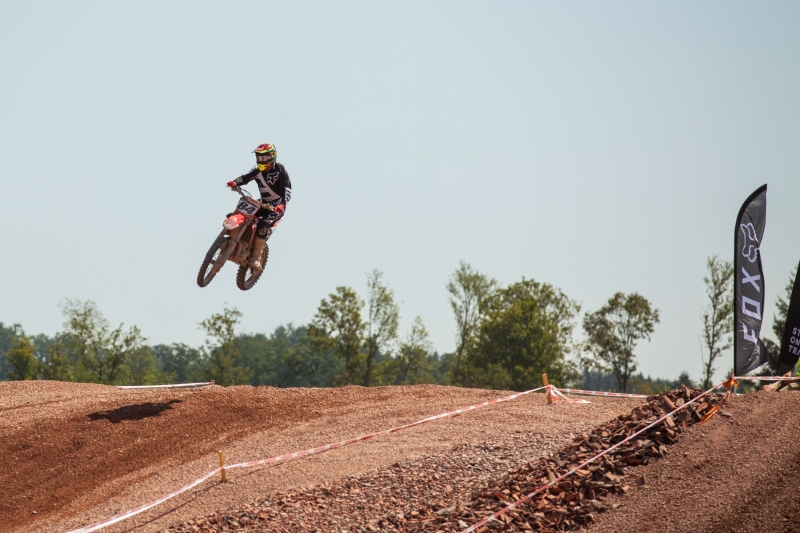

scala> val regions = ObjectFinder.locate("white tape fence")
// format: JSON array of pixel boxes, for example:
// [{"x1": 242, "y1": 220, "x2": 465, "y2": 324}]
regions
[{"x1": 67, "y1": 384, "x2": 552, "y2": 533}]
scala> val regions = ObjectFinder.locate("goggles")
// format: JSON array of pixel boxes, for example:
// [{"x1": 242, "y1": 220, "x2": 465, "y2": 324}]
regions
[{"x1": 255, "y1": 153, "x2": 274, "y2": 163}]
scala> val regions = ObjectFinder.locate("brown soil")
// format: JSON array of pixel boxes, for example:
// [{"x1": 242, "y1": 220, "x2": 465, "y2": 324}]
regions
[
  {"x1": 161, "y1": 389, "x2": 800, "y2": 533},
  {"x1": 399, "y1": 386, "x2": 728, "y2": 532},
  {"x1": 585, "y1": 389, "x2": 800, "y2": 533},
  {"x1": 1, "y1": 380, "x2": 641, "y2": 533},
  {"x1": 5, "y1": 381, "x2": 799, "y2": 533}
]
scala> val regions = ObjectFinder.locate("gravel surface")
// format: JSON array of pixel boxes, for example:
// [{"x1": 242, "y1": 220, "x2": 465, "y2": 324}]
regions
[
  {"x1": 394, "y1": 387, "x2": 727, "y2": 533},
  {"x1": 9, "y1": 381, "x2": 797, "y2": 533},
  {"x1": 158, "y1": 388, "x2": 800, "y2": 533},
  {"x1": 586, "y1": 389, "x2": 800, "y2": 533},
  {"x1": 2, "y1": 381, "x2": 641, "y2": 533}
]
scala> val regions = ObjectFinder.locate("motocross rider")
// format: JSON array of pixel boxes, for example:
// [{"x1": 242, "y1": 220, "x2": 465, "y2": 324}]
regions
[{"x1": 226, "y1": 143, "x2": 292, "y2": 272}]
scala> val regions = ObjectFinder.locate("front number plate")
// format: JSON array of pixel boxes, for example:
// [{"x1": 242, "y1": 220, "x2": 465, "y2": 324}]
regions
[{"x1": 236, "y1": 198, "x2": 258, "y2": 215}]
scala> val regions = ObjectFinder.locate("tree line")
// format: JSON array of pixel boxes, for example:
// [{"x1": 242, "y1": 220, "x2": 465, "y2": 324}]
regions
[{"x1": 2, "y1": 260, "x2": 795, "y2": 392}]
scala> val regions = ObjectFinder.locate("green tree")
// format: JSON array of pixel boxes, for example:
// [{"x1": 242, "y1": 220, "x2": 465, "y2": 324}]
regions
[
  {"x1": 773, "y1": 263, "x2": 798, "y2": 339},
  {"x1": 583, "y1": 368, "x2": 693, "y2": 393},
  {"x1": 274, "y1": 325, "x2": 342, "y2": 387},
  {"x1": 396, "y1": 317, "x2": 434, "y2": 385},
  {"x1": 363, "y1": 270, "x2": 399, "y2": 386},
  {"x1": 699, "y1": 255, "x2": 734, "y2": 389},
  {"x1": 446, "y1": 261, "x2": 496, "y2": 384},
  {"x1": 273, "y1": 326, "x2": 321, "y2": 386},
  {"x1": 40, "y1": 336, "x2": 74, "y2": 382},
  {"x1": 583, "y1": 292, "x2": 660, "y2": 393},
  {"x1": 152, "y1": 343, "x2": 205, "y2": 383},
  {"x1": 428, "y1": 352, "x2": 456, "y2": 385},
  {"x1": 465, "y1": 278, "x2": 580, "y2": 391},
  {"x1": 309, "y1": 286, "x2": 365, "y2": 385},
  {"x1": 123, "y1": 346, "x2": 162, "y2": 385},
  {"x1": 58, "y1": 299, "x2": 149, "y2": 384},
  {"x1": 0, "y1": 322, "x2": 24, "y2": 380},
  {"x1": 4, "y1": 335, "x2": 41, "y2": 380},
  {"x1": 238, "y1": 325, "x2": 343, "y2": 387},
  {"x1": 199, "y1": 307, "x2": 251, "y2": 386},
  {"x1": 236, "y1": 332, "x2": 281, "y2": 385}
]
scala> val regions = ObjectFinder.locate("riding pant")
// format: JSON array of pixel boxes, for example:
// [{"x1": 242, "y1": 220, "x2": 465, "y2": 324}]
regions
[{"x1": 256, "y1": 207, "x2": 284, "y2": 238}]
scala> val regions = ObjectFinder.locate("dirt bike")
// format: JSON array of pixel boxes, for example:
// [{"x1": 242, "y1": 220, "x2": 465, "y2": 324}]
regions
[{"x1": 196, "y1": 186, "x2": 275, "y2": 291}]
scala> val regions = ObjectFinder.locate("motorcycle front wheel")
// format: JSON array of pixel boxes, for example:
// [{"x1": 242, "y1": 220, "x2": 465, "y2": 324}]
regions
[
  {"x1": 236, "y1": 243, "x2": 268, "y2": 291},
  {"x1": 197, "y1": 235, "x2": 230, "y2": 288}
]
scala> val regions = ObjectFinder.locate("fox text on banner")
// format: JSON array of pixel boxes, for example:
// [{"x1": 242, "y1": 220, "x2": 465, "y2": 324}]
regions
[{"x1": 733, "y1": 184, "x2": 769, "y2": 375}]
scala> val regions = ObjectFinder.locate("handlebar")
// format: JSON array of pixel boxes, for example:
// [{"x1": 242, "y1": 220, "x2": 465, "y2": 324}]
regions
[
  {"x1": 230, "y1": 185, "x2": 252, "y2": 198},
  {"x1": 230, "y1": 185, "x2": 274, "y2": 211}
]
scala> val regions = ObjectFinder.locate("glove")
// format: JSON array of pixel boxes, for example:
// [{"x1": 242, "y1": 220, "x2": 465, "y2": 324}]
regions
[
  {"x1": 226, "y1": 181, "x2": 238, "y2": 189},
  {"x1": 274, "y1": 204, "x2": 285, "y2": 215}
]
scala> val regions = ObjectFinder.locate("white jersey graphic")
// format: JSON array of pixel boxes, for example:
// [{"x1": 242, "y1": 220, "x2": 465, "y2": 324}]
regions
[{"x1": 256, "y1": 173, "x2": 282, "y2": 203}]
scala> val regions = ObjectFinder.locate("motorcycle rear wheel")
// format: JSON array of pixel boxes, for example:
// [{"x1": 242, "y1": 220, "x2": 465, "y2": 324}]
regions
[
  {"x1": 236, "y1": 244, "x2": 268, "y2": 291},
  {"x1": 197, "y1": 235, "x2": 230, "y2": 288}
]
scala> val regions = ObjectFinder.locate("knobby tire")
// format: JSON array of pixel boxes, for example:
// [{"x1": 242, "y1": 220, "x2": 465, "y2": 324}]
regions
[
  {"x1": 236, "y1": 243, "x2": 268, "y2": 291},
  {"x1": 197, "y1": 235, "x2": 230, "y2": 288}
]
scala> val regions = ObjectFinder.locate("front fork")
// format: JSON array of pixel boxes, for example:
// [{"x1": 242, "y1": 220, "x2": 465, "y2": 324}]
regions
[
  {"x1": 210, "y1": 226, "x2": 239, "y2": 273},
  {"x1": 211, "y1": 219, "x2": 259, "y2": 273}
]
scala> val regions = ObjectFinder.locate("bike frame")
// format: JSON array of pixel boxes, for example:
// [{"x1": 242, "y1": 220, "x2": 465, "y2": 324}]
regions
[{"x1": 211, "y1": 187, "x2": 267, "y2": 272}]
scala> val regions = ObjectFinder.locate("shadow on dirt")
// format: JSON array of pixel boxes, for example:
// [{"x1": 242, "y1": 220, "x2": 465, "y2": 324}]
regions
[{"x1": 88, "y1": 399, "x2": 182, "y2": 423}]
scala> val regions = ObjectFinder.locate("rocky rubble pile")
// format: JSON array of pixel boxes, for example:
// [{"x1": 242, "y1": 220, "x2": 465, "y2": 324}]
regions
[
  {"x1": 159, "y1": 436, "x2": 560, "y2": 533},
  {"x1": 406, "y1": 386, "x2": 726, "y2": 532}
]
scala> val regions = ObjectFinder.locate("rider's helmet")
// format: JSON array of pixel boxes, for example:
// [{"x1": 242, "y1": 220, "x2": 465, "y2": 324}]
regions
[{"x1": 253, "y1": 143, "x2": 277, "y2": 171}]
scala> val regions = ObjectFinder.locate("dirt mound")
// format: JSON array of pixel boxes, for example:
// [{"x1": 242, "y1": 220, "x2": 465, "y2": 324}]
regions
[
  {"x1": 2, "y1": 381, "x2": 641, "y2": 533},
  {"x1": 3, "y1": 381, "x2": 326, "y2": 532},
  {"x1": 9, "y1": 380, "x2": 798, "y2": 533},
  {"x1": 586, "y1": 389, "x2": 800, "y2": 533},
  {"x1": 405, "y1": 386, "x2": 726, "y2": 532},
  {"x1": 156, "y1": 389, "x2": 800, "y2": 533}
]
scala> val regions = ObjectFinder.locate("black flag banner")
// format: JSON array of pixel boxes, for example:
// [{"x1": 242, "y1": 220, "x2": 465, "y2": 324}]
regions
[
  {"x1": 734, "y1": 184, "x2": 769, "y2": 376},
  {"x1": 777, "y1": 261, "x2": 800, "y2": 375}
]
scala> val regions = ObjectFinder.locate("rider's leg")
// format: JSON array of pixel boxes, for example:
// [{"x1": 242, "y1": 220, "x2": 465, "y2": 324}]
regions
[
  {"x1": 250, "y1": 236, "x2": 267, "y2": 272},
  {"x1": 250, "y1": 215, "x2": 276, "y2": 272}
]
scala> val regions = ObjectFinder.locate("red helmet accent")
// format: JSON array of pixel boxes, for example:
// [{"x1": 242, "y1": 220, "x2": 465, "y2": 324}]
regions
[
  {"x1": 253, "y1": 143, "x2": 277, "y2": 171},
  {"x1": 253, "y1": 143, "x2": 276, "y2": 154}
]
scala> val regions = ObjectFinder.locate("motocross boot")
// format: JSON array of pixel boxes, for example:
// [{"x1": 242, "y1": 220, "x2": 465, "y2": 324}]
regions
[{"x1": 250, "y1": 237, "x2": 267, "y2": 273}]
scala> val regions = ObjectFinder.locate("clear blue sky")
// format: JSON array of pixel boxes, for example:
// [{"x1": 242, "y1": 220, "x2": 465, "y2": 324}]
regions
[{"x1": 1, "y1": 1, "x2": 798, "y2": 384}]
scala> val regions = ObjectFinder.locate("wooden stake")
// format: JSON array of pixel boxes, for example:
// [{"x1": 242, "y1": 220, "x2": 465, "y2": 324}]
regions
[
  {"x1": 218, "y1": 450, "x2": 227, "y2": 483},
  {"x1": 542, "y1": 373, "x2": 552, "y2": 404}
]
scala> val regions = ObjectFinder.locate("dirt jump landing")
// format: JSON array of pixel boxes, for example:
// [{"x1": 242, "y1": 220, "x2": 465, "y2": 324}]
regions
[{"x1": 2, "y1": 381, "x2": 641, "y2": 533}]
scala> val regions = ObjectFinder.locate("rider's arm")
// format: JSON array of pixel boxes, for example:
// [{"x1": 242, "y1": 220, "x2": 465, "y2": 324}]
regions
[
  {"x1": 231, "y1": 166, "x2": 260, "y2": 187},
  {"x1": 281, "y1": 167, "x2": 292, "y2": 204}
]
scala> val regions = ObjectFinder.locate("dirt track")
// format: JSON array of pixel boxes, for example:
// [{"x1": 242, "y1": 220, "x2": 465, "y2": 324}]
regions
[
  {"x1": 4, "y1": 381, "x2": 800, "y2": 533},
  {"x1": 2, "y1": 381, "x2": 641, "y2": 533},
  {"x1": 586, "y1": 389, "x2": 800, "y2": 533}
]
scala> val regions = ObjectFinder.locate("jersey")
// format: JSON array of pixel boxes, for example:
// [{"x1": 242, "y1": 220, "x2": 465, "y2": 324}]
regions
[{"x1": 232, "y1": 162, "x2": 292, "y2": 209}]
